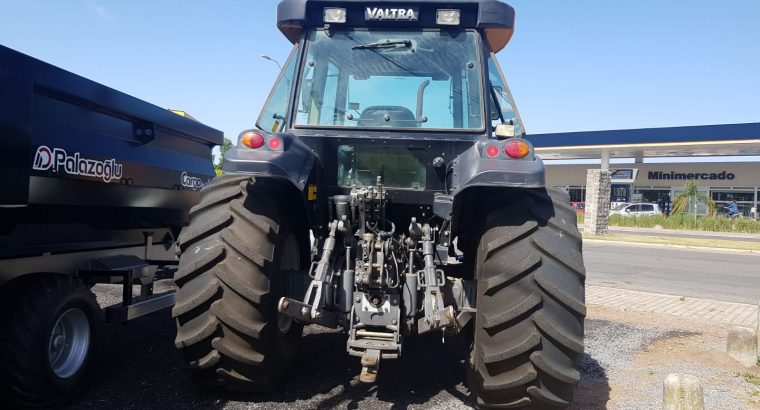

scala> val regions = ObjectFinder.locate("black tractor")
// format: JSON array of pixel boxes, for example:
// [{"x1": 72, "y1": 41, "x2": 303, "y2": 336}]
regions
[{"x1": 172, "y1": 1, "x2": 586, "y2": 408}]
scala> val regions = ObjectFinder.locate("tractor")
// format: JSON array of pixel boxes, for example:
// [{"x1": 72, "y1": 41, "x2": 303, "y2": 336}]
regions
[{"x1": 172, "y1": 1, "x2": 586, "y2": 407}]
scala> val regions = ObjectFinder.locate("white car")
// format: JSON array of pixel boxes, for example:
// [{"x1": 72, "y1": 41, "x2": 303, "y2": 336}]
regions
[{"x1": 610, "y1": 202, "x2": 662, "y2": 216}]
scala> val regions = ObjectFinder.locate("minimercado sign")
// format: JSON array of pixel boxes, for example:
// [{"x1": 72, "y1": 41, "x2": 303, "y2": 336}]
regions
[
  {"x1": 365, "y1": 7, "x2": 419, "y2": 21},
  {"x1": 648, "y1": 171, "x2": 735, "y2": 181}
]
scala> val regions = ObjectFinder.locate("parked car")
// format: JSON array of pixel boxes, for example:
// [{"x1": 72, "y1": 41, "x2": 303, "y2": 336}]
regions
[
  {"x1": 571, "y1": 201, "x2": 586, "y2": 214},
  {"x1": 610, "y1": 202, "x2": 662, "y2": 216}
]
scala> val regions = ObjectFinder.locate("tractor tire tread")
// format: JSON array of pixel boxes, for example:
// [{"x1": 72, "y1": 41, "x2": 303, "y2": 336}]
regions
[{"x1": 469, "y1": 188, "x2": 585, "y2": 409}]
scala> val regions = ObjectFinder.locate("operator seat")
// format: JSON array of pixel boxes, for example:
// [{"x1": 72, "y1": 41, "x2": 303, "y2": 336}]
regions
[{"x1": 357, "y1": 106, "x2": 420, "y2": 128}]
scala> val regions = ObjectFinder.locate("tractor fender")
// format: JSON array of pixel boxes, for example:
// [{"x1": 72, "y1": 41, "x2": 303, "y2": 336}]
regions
[
  {"x1": 439, "y1": 141, "x2": 545, "y2": 238},
  {"x1": 448, "y1": 141, "x2": 545, "y2": 192},
  {"x1": 223, "y1": 133, "x2": 320, "y2": 191},
  {"x1": 223, "y1": 133, "x2": 323, "y2": 227}
]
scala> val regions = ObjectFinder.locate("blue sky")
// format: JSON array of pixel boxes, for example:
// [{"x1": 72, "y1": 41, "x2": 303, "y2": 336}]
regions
[{"x1": 1, "y1": 1, "x2": 758, "y2": 146}]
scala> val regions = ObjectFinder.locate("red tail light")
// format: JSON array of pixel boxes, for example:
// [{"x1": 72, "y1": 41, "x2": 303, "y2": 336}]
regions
[
  {"x1": 485, "y1": 144, "x2": 500, "y2": 158},
  {"x1": 268, "y1": 136, "x2": 282, "y2": 150},
  {"x1": 241, "y1": 131, "x2": 265, "y2": 149},
  {"x1": 504, "y1": 140, "x2": 530, "y2": 159}
]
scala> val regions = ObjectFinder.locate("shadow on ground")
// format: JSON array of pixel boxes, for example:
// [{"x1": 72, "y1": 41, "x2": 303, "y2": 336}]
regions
[
  {"x1": 568, "y1": 353, "x2": 610, "y2": 410},
  {"x1": 67, "y1": 312, "x2": 474, "y2": 409},
  {"x1": 66, "y1": 313, "x2": 612, "y2": 409}
]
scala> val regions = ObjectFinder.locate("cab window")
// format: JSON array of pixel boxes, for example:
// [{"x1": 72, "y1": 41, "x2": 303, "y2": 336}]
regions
[
  {"x1": 295, "y1": 29, "x2": 484, "y2": 131},
  {"x1": 256, "y1": 46, "x2": 299, "y2": 134},
  {"x1": 487, "y1": 55, "x2": 524, "y2": 136}
]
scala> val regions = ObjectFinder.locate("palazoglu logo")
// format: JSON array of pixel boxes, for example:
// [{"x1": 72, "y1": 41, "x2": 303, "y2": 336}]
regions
[{"x1": 32, "y1": 146, "x2": 124, "y2": 183}]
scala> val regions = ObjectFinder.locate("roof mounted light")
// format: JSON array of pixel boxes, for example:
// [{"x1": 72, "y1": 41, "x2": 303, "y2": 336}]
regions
[
  {"x1": 436, "y1": 9, "x2": 461, "y2": 26},
  {"x1": 324, "y1": 8, "x2": 347, "y2": 24}
]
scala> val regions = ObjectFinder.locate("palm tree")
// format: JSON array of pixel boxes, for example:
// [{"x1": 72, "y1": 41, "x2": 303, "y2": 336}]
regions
[{"x1": 671, "y1": 181, "x2": 716, "y2": 216}]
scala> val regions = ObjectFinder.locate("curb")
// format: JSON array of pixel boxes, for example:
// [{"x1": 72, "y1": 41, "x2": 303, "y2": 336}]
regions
[
  {"x1": 608, "y1": 226, "x2": 760, "y2": 240},
  {"x1": 587, "y1": 285, "x2": 758, "y2": 328},
  {"x1": 582, "y1": 238, "x2": 760, "y2": 255}
]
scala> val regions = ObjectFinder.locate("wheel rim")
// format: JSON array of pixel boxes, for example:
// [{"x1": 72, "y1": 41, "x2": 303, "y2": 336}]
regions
[
  {"x1": 48, "y1": 308, "x2": 90, "y2": 379},
  {"x1": 277, "y1": 233, "x2": 300, "y2": 334}
]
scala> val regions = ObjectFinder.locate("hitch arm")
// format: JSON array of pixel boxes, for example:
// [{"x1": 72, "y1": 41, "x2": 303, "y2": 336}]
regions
[{"x1": 277, "y1": 220, "x2": 340, "y2": 328}]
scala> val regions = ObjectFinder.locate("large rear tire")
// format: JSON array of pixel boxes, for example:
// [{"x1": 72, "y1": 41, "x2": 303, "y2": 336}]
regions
[
  {"x1": 467, "y1": 188, "x2": 586, "y2": 408},
  {"x1": 0, "y1": 276, "x2": 100, "y2": 407},
  {"x1": 172, "y1": 175, "x2": 307, "y2": 391}
]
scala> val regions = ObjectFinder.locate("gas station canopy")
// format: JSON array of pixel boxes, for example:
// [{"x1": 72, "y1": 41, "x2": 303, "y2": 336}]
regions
[{"x1": 527, "y1": 122, "x2": 760, "y2": 160}]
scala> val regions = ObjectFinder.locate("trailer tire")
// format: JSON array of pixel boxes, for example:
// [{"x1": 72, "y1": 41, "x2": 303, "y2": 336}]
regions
[
  {"x1": 467, "y1": 188, "x2": 586, "y2": 408},
  {"x1": 173, "y1": 175, "x2": 307, "y2": 391},
  {"x1": 0, "y1": 276, "x2": 100, "y2": 407}
]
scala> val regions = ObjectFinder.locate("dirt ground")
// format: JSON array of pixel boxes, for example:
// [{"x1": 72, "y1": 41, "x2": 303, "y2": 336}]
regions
[{"x1": 573, "y1": 305, "x2": 760, "y2": 409}]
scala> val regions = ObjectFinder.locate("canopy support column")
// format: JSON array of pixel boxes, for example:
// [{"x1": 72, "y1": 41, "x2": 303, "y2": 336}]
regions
[{"x1": 584, "y1": 169, "x2": 611, "y2": 235}]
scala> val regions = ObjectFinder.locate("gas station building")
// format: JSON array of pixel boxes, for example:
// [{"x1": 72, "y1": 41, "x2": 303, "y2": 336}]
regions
[
  {"x1": 544, "y1": 162, "x2": 759, "y2": 216},
  {"x1": 527, "y1": 122, "x2": 760, "y2": 218}
]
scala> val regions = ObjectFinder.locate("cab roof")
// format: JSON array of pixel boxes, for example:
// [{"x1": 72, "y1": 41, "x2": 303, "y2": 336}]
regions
[{"x1": 276, "y1": 0, "x2": 516, "y2": 52}]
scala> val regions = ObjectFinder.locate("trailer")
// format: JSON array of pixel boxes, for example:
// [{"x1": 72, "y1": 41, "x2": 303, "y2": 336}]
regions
[{"x1": 0, "y1": 44, "x2": 222, "y2": 407}]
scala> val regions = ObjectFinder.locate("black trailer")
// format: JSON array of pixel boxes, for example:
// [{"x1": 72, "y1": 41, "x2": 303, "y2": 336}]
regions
[{"x1": 0, "y1": 44, "x2": 222, "y2": 407}]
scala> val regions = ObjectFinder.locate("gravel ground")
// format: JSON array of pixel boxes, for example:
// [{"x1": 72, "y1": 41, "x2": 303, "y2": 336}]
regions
[
  {"x1": 55, "y1": 285, "x2": 760, "y2": 409},
  {"x1": 581, "y1": 306, "x2": 760, "y2": 410}
]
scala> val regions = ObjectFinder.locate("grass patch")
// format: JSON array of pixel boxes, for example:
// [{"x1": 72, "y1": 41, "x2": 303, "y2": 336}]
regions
[
  {"x1": 582, "y1": 233, "x2": 760, "y2": 252},
  {"x1": 744, "y1": 373, "x2": 760, "y2": 386},
  {"x1": 576, "y1": 213, "x2": 760, "y2": 234}
]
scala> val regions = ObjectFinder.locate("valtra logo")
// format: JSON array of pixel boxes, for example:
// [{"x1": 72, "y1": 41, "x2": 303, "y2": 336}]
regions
[{"x1": 32, "y1": 145, "x2": 124, "y2": 183}]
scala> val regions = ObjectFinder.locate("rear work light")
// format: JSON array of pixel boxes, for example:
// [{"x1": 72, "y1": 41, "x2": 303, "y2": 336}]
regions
[
  {"x1": 324, "y1": 8, "x2": 347, "y2": 24},
  {"x1": 436, "y1": 9, "x2": 461, "y2": 26},
  {"x1": 504, "y1": 140, "x2": 530, "y2": 159}
]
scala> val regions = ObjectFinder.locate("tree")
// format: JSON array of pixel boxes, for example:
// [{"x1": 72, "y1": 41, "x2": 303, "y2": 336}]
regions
[
  {"x1": 671, "y1": 181, "x2": 716, "y2": 216},
  {"x1": 214, "y1": 138, "x2": 234, "y2": 176}
]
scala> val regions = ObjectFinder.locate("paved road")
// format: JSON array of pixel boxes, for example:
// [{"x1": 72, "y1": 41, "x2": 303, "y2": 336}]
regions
[{"x1": 584, "y1": 240, "x2": 760, "y2": 304}]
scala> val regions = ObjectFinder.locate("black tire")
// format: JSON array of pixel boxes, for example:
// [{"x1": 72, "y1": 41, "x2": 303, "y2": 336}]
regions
[
  {"x1": 467, "y1": 188, "x2": 586, "y2": 408},
  {"x1": 172, "y1": 175, "x2": 307, "y2": 391},
  {"x1": 0, "y1": 276, "x2": 100, "y2": 407}
]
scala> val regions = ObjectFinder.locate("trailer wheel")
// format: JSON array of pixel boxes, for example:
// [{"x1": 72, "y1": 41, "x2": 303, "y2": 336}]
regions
[
  {"x1": 173, "y1": 175, "x2": 307, "y2": 391},
  {"x1": 0, "y1": 276, "x2": 100, "y2": 407},
  {"x1": 467, "y1": 188, "x2": 586, "y2": 408}
]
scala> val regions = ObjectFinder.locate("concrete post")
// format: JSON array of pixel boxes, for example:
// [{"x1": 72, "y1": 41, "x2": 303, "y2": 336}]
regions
[
  {"x1": 663, "y1": 374, "x2": 704, "y2": 410},
  {"x1": 601, "y1": 151, "x2": 610, "y2": 170},
  {"x1": 726, "y1": 325, "x2": 758, "y2": 367},
  {"x1": 584, "y1": 169, "x2": 612, "y2": 235}
]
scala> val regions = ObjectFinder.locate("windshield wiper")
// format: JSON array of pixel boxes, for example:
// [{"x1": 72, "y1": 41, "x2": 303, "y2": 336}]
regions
[{"x1": 352, "y1": 39, "x2": 412, "y2": 50}]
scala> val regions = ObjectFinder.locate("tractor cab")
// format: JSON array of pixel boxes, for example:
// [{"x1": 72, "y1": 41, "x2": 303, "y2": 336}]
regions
[{"x1": 254, "y1": 0, "x2": 524, "y2": 141}]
